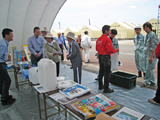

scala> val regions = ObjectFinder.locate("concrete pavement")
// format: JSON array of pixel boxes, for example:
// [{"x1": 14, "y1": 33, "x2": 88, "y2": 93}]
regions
[{"x1": 63, "y1": 40, "x2": 158, "y2": 90}]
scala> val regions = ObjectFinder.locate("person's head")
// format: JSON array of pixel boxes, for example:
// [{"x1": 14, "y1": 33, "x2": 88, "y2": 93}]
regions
[
  {"x1": 102, "y1": 25, "x2": 110, "y2": 36},
  {"x1": 110, "y1": 29, "x2": 117, "y2": 38},
  {"x1": 84, "y1": 31, "x2": 88, "y2": 35},
  {"x1": 62, "y1": 33, "x2": 64, "y2": 36},
  {"x1": 58, "y1": 32, "x2": 61, "y2": 38},
  {"x1": 34, "y1": 27, "x2": 40, "y2": 38},
  {"x1": 66, "y1": 32, "x2": 75, "y2": 42},
  {"x1": 45, "y1": 33, "x2": 53, "y2": 43},
  {"x1": 78, "y1": 34, "x2": 81, "y2": 39},
  {"x1": 2, "y1": 28, "x2": 13, "y2": 42},
  {"x1": 41, "y1": 29, "x2": 47, "y2": 36},
  {"x1": 143, "y1": 22, "x2": 152, "y2": 34},
  {"x1": 134, "y1": 26, "x2": 141, "y2": 35}
]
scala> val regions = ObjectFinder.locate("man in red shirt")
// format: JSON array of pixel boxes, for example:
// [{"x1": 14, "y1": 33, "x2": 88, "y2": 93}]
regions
[
  {"x1": 96, "y1": 25, "x2": 119, "y2": 93},
  {"x1": 148, "y1": 41, "x2": 160, "y2": 105}
]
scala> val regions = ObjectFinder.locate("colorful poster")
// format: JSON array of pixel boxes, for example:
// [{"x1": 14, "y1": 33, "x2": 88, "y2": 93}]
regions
[{"x1": 72, "y1": 93, "x2": 120, "y2": 119}]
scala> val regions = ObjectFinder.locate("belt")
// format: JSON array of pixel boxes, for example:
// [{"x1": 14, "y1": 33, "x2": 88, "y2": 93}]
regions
[
  {"x1": 35, "y1": 51, "x2": 39, "y2": 53},
  {"x1": 0, "y1": 62, "x2": 6, "y2": 65},
  {"x1": 98, "y1": 54, "x2": 110, "y2": 57}
]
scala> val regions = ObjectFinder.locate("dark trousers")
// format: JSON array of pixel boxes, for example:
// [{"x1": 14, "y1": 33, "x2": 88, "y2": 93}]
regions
[
  {"x1": 154, "y1": 59, "x2": 160, "y2": 103},
  {"x1": 59, "y1": 44, "x2": 64, "y2": 61},
  {"x1": 98, "y1": 55, "x2": 111, "y2": 90},
  {"x1": 0, "y1": 63, "x2": 11, "y2": 101},
  {"x1": 31, "y1": 53, "x2": 43, "y2": 66},
  {"x1": 73, "y1": 66, "x2": 82, "y2": 84},
  {"x1": 56, "y1": 62, "x2": 60, "y2": 77}
]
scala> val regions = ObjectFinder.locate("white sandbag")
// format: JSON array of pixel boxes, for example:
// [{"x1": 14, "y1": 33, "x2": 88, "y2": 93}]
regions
[{"x1": 111, "y1": 52, "x2": 119, "y2": 71}]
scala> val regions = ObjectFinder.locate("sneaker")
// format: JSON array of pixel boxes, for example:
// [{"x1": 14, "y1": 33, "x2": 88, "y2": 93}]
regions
[
  {"x1": 99, "y1": 85, "x2": 104, "y2": 90},
  {"x1": 2, "y1": 97, "x2": 16, "y2": 105},
  {"x1": 148, "y1": 98, "x2": 160, "y2": 106},
  {"x1": 70, "y1": 66, "x2": 73, "y2": 69},
  {"x1": 103, "y1": 88, "x2": 114, "y2": 93},
  {"x1": 141, "y1": 83, "x2": 150, "y2": 88},
  {"x1": 150, "y1": 83, "x2": 155, "y2": 86}
]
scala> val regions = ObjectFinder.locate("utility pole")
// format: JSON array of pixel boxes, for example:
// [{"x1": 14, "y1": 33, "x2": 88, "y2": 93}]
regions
[
  {"x1": 89, "y1": 19, "x2": 91, "y2": 25},
  {"x1": 59, "y1": 22, "x2": 60, "y2": 29}
]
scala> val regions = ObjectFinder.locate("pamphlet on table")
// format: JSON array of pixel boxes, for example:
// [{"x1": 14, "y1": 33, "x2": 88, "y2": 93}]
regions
[
  {"x1": 112, "y1": 107, "x2": 145, "y2": 120},
  {"x1": 72, "y1": 93, "x2": 120, "y2": 119},
  {"x1": 60, "y1": 84, "x2": 91, "y2": 99}
]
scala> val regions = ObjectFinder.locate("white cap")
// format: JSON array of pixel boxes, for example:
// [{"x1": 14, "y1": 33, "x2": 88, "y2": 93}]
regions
[
  {"x1": 134, "y1": 26, "x2": 141, "y2": 30},
  {"x1": 45, "y1": 33, "x2": 53, "y2": 38},
  {"x1": 41, "y1": 28, "x2": 47, "y2": 32}
]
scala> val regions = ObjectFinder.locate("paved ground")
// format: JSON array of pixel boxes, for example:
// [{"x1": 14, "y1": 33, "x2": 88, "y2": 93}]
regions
[{"x1": 63, "y1": 40, "x2": 158, "y2": 90}]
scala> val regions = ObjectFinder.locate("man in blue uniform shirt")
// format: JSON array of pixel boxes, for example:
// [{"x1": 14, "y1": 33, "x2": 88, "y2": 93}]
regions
[
  {"x1": 28, "y1": 27, "x2": 45, "y2": 66},
  {"x1": 61, "y1": 33, "x2": 67, "y2": 50},
  {"x1": 0, "y1": 28, "x2": 16, "y2": 105}
]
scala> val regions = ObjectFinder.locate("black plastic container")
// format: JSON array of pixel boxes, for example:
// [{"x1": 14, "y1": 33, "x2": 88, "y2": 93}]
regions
[{"x1": 110, "y1": 71, "x2": 137, "y2": 89}]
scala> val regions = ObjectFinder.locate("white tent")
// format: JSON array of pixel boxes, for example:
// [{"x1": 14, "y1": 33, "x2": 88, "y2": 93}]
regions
[{"x1": 0, "y1": 0, "x2": 66, "y2": 50}]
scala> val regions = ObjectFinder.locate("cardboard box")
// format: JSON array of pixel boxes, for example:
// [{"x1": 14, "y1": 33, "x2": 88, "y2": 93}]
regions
[{"x1": 95, "y1": 112, "x2": 116, "y2": 120}]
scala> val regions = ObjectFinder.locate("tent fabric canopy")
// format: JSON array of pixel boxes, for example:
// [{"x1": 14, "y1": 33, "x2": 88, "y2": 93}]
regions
[{"x1": 0, "y1": 0, "x2": 66, "y2": 50}]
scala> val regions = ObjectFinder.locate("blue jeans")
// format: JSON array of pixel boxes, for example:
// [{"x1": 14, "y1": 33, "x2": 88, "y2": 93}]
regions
[{"x1": 0, "y1": 63, "x2": 11, "y2": 101}]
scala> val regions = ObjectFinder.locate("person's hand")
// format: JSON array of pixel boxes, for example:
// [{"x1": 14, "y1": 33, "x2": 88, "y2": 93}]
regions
[
  {"x1": 35, "y1": 53, "x2": 40, "y2": 58},
  {"x1": 149, "y1": 57, "x2": 153, "y2": 63},
  {"x1": 66, "y1": 54, "x2": 69, "y2": 60},
  {"x1": 81, "y1": 48, "x2": 83, "y2": 50},
  {"x1": 116, "y1": 48, "x2": 119, "y2": 52},
  {"x1": 53, "y1": 53, "x2": 57, "y2": 56}
]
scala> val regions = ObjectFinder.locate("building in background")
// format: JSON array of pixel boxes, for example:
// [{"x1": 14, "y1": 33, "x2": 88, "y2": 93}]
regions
[
  {"x1": 110, "y1": 22, "x2": 135, "y2": 39},
  {"x1": 64, "y1": 27, "x2": 80, "y2": 37},
  {"x1": 51, "y1": 29, "x2": 65, "y2": 37},
  {"x1": 79, "y1": 25, "x2": 102, "y2": 38}
]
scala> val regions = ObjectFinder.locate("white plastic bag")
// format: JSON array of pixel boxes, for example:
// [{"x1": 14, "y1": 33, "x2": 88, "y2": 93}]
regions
[{"x1": 111, "y1": 52, "x2": 119, "y2": 71}]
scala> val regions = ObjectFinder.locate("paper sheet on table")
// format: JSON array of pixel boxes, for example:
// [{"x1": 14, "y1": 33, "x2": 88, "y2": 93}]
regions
[
  {"x1": 111, "y1": 52, "x2": 119, "y2": 71},
  {"x1": 54, "y1": 50, "x2": 62, "y2": 54},
  {"x1": 33, "y1": 85, "x2": 55, "y2": 93},
  {"x1": 112, "y1": 107, "x2": 145, "y2": 120}
]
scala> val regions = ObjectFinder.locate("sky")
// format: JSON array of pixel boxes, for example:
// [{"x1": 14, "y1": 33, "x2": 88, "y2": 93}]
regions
[{"x1": 51, "y1": 0, "x2": 160, "y2": 30}]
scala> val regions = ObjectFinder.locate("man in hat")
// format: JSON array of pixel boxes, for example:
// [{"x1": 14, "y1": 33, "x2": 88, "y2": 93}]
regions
[
  {"x1": 28, "y1": 27, "x2": 45, "y2": 66},
  {"x1": 133, "y1": 26, "x2": 146, "y2": 78},
  {"x1": 61, "y1": 33, "x2": 68, "y2": 50},
  {"x1": 0, "y1": 28, "x2": 16, "y2": 105},
  {"x1": 66, "y1": 32, "x2": 82, "y2": 84},
  {"x1": 41, "y1": 27, "x2": 48, "y2": 38},
  {"x1": 81, "y1": 31, "x2": 92, "y2": 63},
  {"x1": 96, "y1": 25, "x2": 119, "y2": 93}
]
